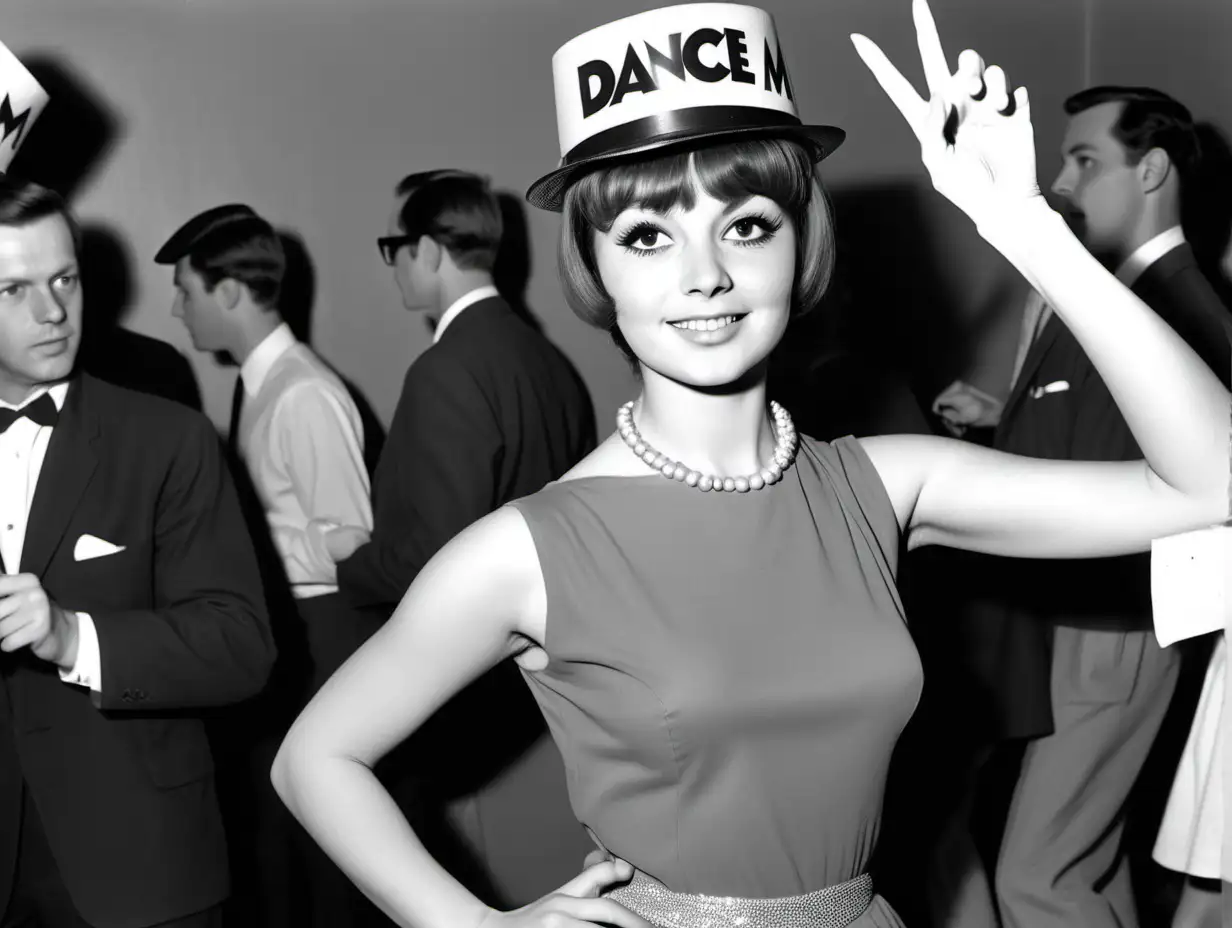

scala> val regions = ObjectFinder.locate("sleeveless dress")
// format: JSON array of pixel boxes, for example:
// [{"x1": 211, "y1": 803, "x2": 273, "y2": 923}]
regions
[{"x1": 509, "y1": 436, "x2": 922, "y2": 927}]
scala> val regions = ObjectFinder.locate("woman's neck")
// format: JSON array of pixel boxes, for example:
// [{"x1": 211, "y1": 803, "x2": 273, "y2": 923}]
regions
[{"x1": 632, "y1": 367, "x2": 780, "y2": 477}]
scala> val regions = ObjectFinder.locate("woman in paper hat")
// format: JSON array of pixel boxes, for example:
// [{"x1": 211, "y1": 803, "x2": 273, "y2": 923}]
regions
[{"x1": 272, "y1": 3, "x2": 1230, "y2": 927}]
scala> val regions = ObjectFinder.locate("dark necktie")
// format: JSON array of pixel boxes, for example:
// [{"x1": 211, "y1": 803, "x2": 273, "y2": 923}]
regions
[
  {"x1": 0, "y1": 393, "x2": 59, "y2": 435},
  {"x1": 227, "y1": 375, "x2": 245, "y2": 455}
]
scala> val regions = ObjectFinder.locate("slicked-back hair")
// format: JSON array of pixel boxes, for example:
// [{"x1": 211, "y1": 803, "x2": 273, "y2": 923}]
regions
[
  {"x1": 559, "y1": 137, "x2": 834, "y2": 366},
  {"x1": 187, "y1": 219, "x2": 286, "y2": 309},
  {"x1": 395, "y1": 169, "x2": 503, "y2": 272},
  {"x1": 1065, "y1": 86, "x2": 1201, "y2": 183},
  {"x1": 0, "y1": 175, "x2": 81, "y2": 256}
]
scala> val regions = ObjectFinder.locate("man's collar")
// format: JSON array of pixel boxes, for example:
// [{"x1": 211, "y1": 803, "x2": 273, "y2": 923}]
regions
[
  {"x1": 433, "y1": 285, "x2": 500, "y2": 344},
  {"x1": 0, "y1": 380, "x2": 70, "y2": 413},
  {"x1": 240, "y1": 323, "x2": 296, "y2": 396},
  {"x1": 1115, "y1": 226, "x2": 1186, "y2": 288}
]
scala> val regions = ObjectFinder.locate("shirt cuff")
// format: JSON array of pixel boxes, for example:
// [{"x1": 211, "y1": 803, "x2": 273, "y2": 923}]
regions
[
  {"x1": 1151, "y1": 525, "x2": 1229, "y2": 647},
  {"x1": 59, "y1": 612, "x2": 102, "y2": 692}
]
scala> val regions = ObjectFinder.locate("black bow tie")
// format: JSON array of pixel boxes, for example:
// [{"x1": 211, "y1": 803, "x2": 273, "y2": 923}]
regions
[{"x1": 0, "y1": 393, "x2": 60, "y2": 434}]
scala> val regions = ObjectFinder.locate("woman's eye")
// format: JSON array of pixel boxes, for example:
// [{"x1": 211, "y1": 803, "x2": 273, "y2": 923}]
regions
[
  {"x1": 0, "y1": 284, "x2": 23, "y2": 299},
  {"x1": 53, "y1": 274, "x2": 79, "y2": 291},
  {"x1": 724, "y1": 215, "x2": 780, "y2": 245},
  {"x1": 620, "y1": 225, "x2": 672, "y2": 251},
  {"x1": 727, "y1": 219, "x2": 764, "y2": 241}
]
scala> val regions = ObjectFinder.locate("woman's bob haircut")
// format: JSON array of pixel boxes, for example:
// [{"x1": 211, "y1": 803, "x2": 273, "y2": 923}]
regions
[{"x1": 558, "y1": 136, "x2": 835, "y2": 344}]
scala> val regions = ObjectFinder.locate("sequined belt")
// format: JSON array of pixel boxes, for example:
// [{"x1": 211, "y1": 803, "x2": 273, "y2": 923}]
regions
[{"x1": 605, "y1": 870, "x2": 875, "y2": 928}]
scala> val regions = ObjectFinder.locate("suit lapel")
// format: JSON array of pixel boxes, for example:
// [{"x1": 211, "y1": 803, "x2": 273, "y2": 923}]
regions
[
  {"x1": 1002, "y1": 314, "x2": 1065, "y2": 422},
  {"x1": 1000, "y1": 243, "x2": 1193, "y2": 429},
  {"x1": 20, "y1": 376, "x2": 100, "y2": 577}
]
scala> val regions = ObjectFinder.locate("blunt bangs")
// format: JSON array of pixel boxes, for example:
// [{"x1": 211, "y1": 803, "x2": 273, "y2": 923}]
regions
[{"x1": 573, "y1": 137, "x2": 815, "y2": 234}]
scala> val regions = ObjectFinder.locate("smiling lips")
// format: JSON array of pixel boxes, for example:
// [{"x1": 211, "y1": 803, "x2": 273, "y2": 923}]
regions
[{"x1": 668, "y1": 313, "x2": 747, "y2": 332}]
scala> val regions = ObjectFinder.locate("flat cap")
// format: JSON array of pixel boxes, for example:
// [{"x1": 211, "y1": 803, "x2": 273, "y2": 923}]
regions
[{"x1": 155, "y1": 203, "x2": 274, "y2": 264}]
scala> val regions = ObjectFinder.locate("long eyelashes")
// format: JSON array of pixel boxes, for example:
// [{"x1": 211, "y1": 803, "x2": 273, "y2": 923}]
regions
[
  {"x1": 615, "y1": 212, "x2": 784, "y2": 256},
  {"x1": 728, "y1": 212, "x2": 783, "y2": 245},
  {"x1": 616, "y1": 222, "x2": 665, "y2": 252}
]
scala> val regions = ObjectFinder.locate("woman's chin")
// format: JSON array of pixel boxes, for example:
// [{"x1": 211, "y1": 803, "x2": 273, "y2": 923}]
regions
[{"x1": 646, "y1": 355, "x2": 772, "y2": 393}]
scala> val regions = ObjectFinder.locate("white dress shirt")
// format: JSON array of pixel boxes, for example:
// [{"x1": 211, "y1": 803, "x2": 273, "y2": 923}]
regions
[
  {"x1": 0, "y1": 381, "x2": 101, "y2": 690},
  {"x1": 433, "y1": 284, "x2": 500, "y2": 344},
  {"x1": 1115, "y1": 225, "x2": 1186, "y2": 289},
  {"x1": 1009, "y1": 289, "x2": 1054, "y2": 392},
  {"x1": 237, "y1": 323, "x2": 372, "y2": 598}
]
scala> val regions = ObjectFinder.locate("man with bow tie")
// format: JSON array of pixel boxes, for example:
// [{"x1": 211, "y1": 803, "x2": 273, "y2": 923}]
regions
[{"x1": 0, "y1": 176, "x2": 274, "y2": 927}]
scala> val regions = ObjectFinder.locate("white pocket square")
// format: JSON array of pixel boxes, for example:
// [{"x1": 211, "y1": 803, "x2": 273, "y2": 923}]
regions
[
  {"x1": 73, "y1": 534, "x2": 126, "y2": 562},
  {"x1": 1030, "y1": 380, "x2": 1070, "y2": 400}
]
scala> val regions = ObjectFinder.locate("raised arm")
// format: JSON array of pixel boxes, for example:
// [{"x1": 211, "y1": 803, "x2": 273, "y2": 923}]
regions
[
  {"x1": 852, "y1": 0, "x2": 1229, "y2": 557},
  {"x1": 271, "y1": 505, "x2": 648, "y2": 928}
]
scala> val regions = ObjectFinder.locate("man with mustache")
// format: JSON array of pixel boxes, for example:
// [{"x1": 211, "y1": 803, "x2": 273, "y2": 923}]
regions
[{"x1": 942, "y1": 86, "x2": 1231, "y2": 928}]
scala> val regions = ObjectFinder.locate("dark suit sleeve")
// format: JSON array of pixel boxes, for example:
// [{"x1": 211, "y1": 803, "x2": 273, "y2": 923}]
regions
[
  {"x1": 1069, "y1": 262, "x2": 1231, "y2": 455},
  {"x1": 337, "y1": 352, "x2": 501, "y2": 610},
  {"x1": 92, "y1": 416, "x2": 274, "y2": 711},
  {"x1": 1141, "y1": 270, "x2": 1232, "y2": 389},
  {"x1": 1041, "y1": 359, "x2": 1151, "y2": 621},
  {"x1": 1068, "y1": 361, "x2": 1140, "y2": 464}
]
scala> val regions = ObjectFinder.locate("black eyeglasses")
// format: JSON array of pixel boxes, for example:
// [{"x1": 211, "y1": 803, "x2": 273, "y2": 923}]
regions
[{"x1": 377, "y1": 235, "x2": 417, "y2": 266}]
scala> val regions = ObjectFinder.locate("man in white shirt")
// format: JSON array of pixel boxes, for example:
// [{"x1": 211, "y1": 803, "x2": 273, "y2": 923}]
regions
[
  {"x1": 156, "y1": 204, "x2": 376, "y2": 928},
  {"x1": 937, "y1": 87, "x2": 1231, "y2": 928}
]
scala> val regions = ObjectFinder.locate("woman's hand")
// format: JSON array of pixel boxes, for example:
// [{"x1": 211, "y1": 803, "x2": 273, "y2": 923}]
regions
[
  {"x1": 477, "y1": 858, "x2": 650, "y2": 928},
  {"x1": 851, "y1": 0, "x2": 1042, "y2": 228}
]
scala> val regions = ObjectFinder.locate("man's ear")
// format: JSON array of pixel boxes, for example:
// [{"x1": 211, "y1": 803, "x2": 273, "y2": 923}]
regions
[
  {"x1": 1140, "y1": 147, "x2": 1173, "y2": 195},
  {"x1": 417, "y1": 235, "x2": 443, "y2": 273},
  {"x1": 215, "y1": 278, "x2": 243, "y2": 311}
]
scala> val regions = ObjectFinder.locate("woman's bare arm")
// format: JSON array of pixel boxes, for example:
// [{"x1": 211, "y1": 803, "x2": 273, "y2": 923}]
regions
[
  {"x1": 853, "y1": 0, "x2": 1228, "y2": 556},
  {"x1": 270, "y1": 506, "x2": 645, "y2": 928}
]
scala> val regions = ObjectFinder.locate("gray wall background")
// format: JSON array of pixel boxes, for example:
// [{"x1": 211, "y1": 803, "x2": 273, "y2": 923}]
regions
[{"x1": 7, "y1": 0, "x2": 1227, "y2": 905}]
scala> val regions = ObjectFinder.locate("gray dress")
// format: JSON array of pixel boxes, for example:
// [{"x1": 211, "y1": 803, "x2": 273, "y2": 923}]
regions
[{"x1": 510, "y1": 437, "x2": 920, "y2": 926}]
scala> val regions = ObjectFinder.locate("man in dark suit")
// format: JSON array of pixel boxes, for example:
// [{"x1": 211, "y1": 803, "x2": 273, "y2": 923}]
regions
[
  {"x1": 335, "y1": 169, "x2": 595, "y2": 901},
  {"x1": 951, "y1": 87, "x2": 1230, "y2": 928},
  {"x1": 0, "y1": 179, "x2": 275, "y2": 928},
  {"x1": 339, "y1": 169, "x2": 594, "y2": 610}
]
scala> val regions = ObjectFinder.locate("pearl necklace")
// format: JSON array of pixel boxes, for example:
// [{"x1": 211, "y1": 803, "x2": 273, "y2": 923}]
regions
[{"x1": 616, "y1": 400, "x2": 798, "y2": 492}]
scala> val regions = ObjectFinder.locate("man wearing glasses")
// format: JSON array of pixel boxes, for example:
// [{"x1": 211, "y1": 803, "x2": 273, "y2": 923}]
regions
[
  {"x1": 341, "y1": 170, "x2": 594, "y2": 614},
  {"x1": 337, "y1": 170, "x2": 594, "y2": 899}
]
